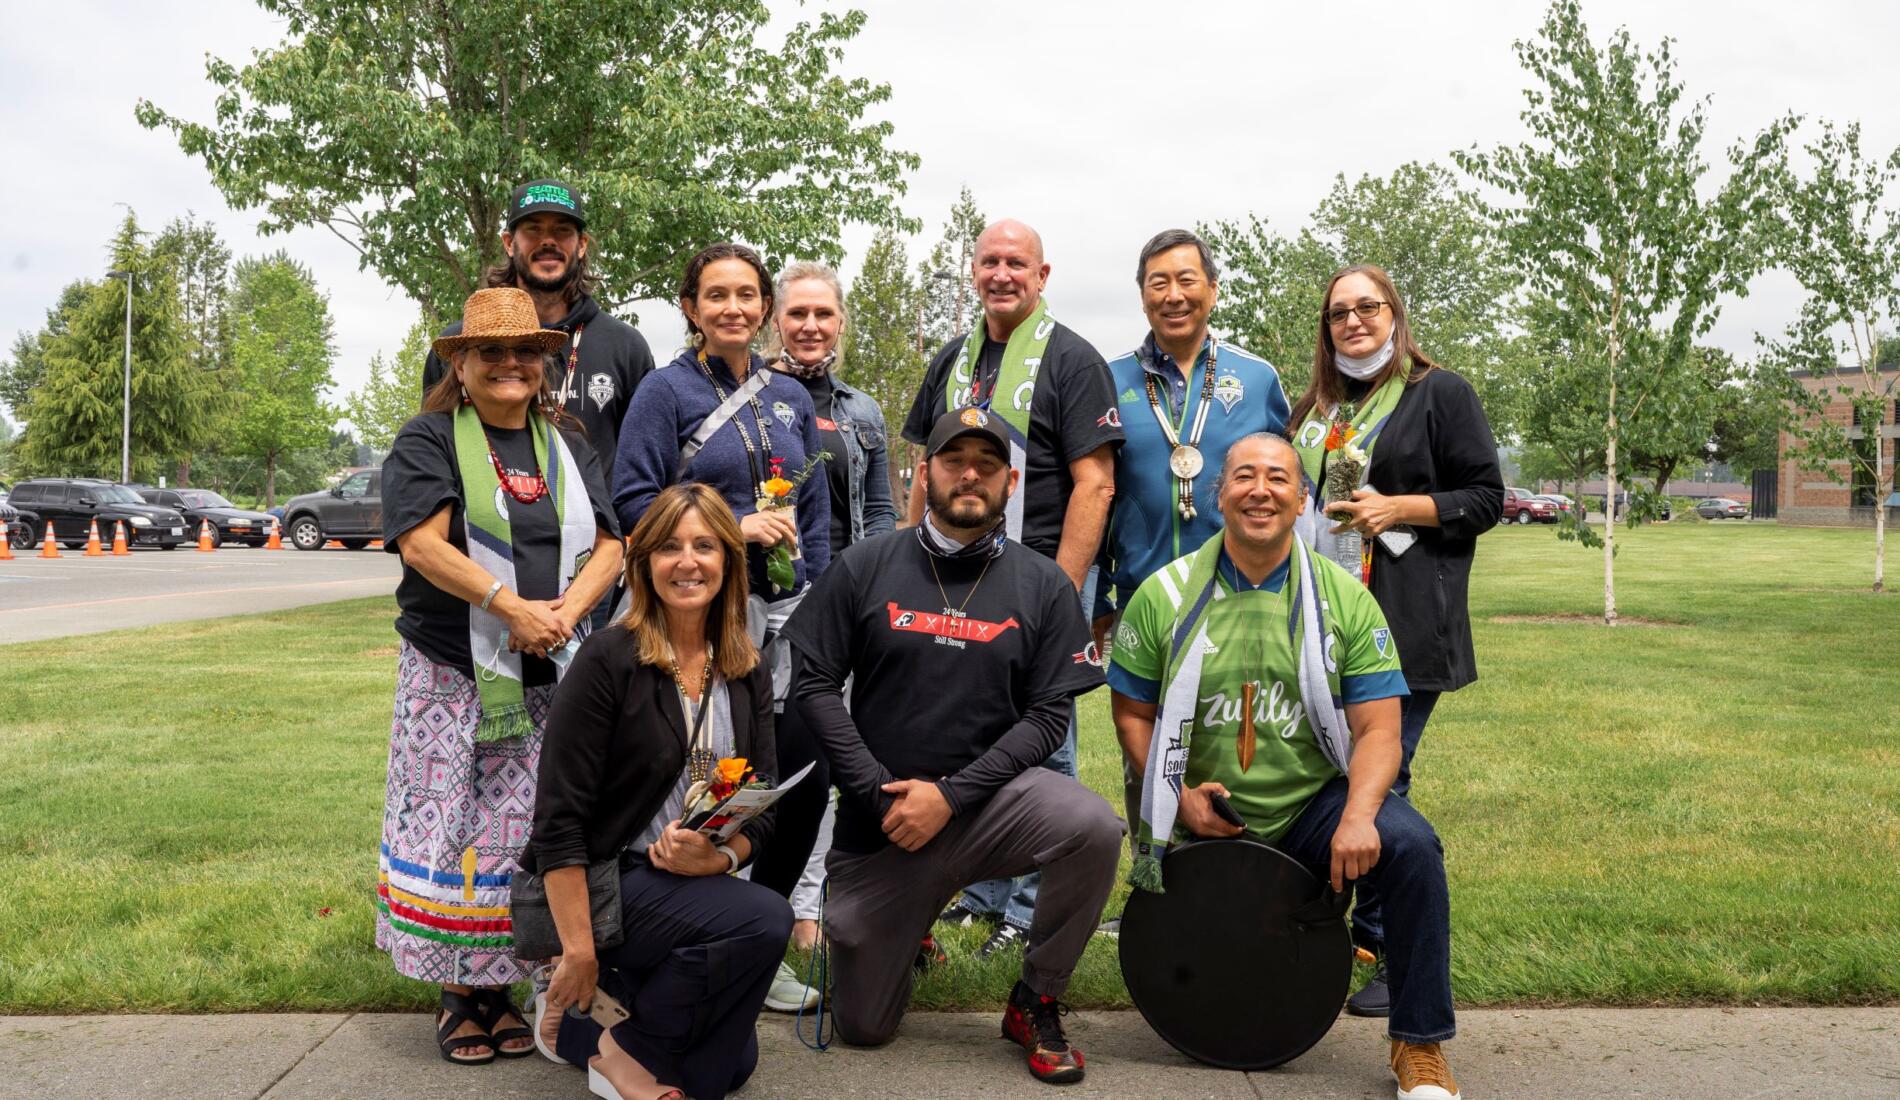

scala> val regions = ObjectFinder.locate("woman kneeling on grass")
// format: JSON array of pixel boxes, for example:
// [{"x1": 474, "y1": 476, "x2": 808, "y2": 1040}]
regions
[
  {"x1": 523, "y1": 483, "x2": 791, "y2": 1100},
  {"x1": 375, "y1": 287, "x2": 625, "y2": 1065}
]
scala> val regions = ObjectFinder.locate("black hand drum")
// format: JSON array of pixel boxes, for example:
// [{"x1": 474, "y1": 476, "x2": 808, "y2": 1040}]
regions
[{"x1": 1117, "y1": 836, "x2": 1351, "y2": 1070}]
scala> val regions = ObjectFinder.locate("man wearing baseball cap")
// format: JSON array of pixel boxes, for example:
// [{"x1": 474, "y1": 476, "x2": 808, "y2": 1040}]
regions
[
  {"x1": 783, "y1": 407, "x2": 1122, "y2": 1084},
  {"x1": 423, "y1": 179, "x2": 655, "y2": 478}
]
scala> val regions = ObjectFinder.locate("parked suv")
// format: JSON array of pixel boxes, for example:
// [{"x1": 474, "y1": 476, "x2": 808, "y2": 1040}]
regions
[
  {"x1": 5, "y1": 478, "x2": 190, "y2": 549},
  {"x1": 131, "y1": 486, "x2": 276, "y2": 548},
  {"x1": 281, "y1": 468, "x2": 383, "y2": 550},
  {"x1": 1501, "y1": 487, "x2": 1558, "y2": 524}
]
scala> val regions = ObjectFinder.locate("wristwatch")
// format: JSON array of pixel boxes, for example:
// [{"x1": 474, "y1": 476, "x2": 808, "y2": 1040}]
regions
[{"x1": 716, "y1": 844, "x2": 740, "y2": 875}]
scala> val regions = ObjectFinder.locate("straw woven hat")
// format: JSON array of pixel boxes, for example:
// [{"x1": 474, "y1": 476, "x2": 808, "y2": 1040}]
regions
[{"x1": 432, "y1": 287, "x2": 568, "y2": 361}]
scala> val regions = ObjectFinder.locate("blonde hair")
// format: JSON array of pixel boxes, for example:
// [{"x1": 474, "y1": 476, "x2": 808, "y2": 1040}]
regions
[
  {"x1": 620, "y1": 483, "x2": 758, "y2": 680},
  {"x1": 764, "y1": 261, "x2": 849, "y2": 368}
]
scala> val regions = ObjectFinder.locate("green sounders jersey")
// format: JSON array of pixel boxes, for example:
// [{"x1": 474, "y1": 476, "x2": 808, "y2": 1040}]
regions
[{"x1": 1108, "y1": 543, "x2": 1407, "y2": 843}]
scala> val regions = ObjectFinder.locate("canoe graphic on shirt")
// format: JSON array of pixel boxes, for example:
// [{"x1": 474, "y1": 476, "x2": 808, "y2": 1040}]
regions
[{"x1": 886, "y1": 602, "x2": 1020, "y2": 643}]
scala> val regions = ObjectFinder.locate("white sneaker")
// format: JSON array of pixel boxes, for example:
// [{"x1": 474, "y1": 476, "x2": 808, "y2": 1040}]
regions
[{"x1": 762, "y1": 960, "x2": 819, "y2": 1013}]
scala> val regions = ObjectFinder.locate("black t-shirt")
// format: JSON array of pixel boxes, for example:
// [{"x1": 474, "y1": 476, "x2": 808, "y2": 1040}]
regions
[
  {"x1": 382, "y1": 411, "x2": 619, "y2": 682},
  {"x1": 902, "y1": 319, "x2": 1123, "y2": 558},
  {"x1": 797, "y1": 373, "x2": 853, "y2": 554},
  {"x1": 784, "y1": 528, "x2": 1104, "y2": 853}
]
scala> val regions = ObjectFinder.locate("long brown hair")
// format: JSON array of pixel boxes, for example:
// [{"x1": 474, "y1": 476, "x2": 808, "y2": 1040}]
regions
[
  {"x1": 620, "y1": 483, "x2": 758, "y2": 680},
  {"x1": 420, "y1": 348, "x2": 578, "y2": 433},
  {"x1": 482, "y1": 236, "x2": 602, "y2": 306},
  {"x1": 1287, "y1": 264, "x2": 1438, "y2": 429}
]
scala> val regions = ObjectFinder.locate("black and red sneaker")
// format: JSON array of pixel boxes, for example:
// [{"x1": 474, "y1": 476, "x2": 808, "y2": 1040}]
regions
[{"x1": 1000, "y1": 980, "x2": 1085, "y2": 1084}]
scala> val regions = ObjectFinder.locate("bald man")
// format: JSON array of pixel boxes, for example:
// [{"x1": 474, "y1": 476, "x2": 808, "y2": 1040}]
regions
[{"x1": 901, "y1": 218, "x2": 1122, "y2": 955}]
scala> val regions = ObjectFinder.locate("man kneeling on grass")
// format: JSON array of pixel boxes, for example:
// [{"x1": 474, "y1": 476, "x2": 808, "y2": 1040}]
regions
[
  {"x1": 784, "y1": 407, "x2": 1122, "y2": 1084},
  {"x1": 1109, "y1": 433, "x2": 1462, "y2": 1100}
]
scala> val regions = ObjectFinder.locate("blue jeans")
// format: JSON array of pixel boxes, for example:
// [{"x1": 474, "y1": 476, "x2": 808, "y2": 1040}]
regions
[
  {"x1": 1279, "y1": 775, "x2": 1455, "y2": 1043},
  {"x1": 1351, "y1": 689, "x2": 1440, "y2": 949},
  {"x1": 958, "y1": 566, "x2": 1094, "y2": 931}
]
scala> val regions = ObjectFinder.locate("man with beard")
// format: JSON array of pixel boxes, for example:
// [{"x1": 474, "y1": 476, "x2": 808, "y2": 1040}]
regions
[
  {"x1": 784, "y1": 408, "x2": 1121, "y2": 1084},
  {"x1": 423, "y1": 179, "x2": 655, "y2": 471},
  {"x1": 901, "y1": 217, "x2": 1121, "y2": 956},
  {"x1": 1109, "y1": 434, "x2": 1460, "y2": 1100}
]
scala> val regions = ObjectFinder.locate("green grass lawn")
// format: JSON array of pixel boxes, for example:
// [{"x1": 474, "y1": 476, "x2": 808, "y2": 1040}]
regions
[{"x1": 2, "y1": 521, "x2": 1896, "y2": 1012}]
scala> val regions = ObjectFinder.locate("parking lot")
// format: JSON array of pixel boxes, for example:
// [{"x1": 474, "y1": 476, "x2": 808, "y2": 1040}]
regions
[{"x1": 0, "y1": 546, "x2": 402, "y2": 644}]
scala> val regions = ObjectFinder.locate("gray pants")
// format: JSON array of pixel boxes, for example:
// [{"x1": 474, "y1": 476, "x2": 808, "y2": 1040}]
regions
[{"x1": 823, "y1": 769, "x2": 1122, "y2": 1047}]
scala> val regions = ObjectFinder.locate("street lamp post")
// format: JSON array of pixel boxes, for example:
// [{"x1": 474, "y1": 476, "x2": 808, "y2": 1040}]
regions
[{"x1": 106, "y1": 269, "x2": 134, "y2": 483}]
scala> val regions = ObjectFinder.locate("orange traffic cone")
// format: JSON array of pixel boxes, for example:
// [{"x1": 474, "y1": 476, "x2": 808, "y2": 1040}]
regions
[
  {"x1": 112, "y1": 520, "x2": 131, "y2": 556},
  {"x1": 196, "y1": 518, "x2": 217, "y2": 552},
  {"x1": 264, "y1": 517, "x2": 284, "y2": 550},
  {"x1": 84, "y1": 518, "x2": 105, "y2": 557},
  {"x1": 40, "y1": 521, "x2": 61, "y2": 558},
  {"x1": 0, "y1": 521, "x2": 13, "y2": 561}
]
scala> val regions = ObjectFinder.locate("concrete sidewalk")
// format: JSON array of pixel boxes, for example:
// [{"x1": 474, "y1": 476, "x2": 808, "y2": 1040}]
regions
[{"x1": 3, "y1": 1008, "x2": 1894, "y2": 1099}]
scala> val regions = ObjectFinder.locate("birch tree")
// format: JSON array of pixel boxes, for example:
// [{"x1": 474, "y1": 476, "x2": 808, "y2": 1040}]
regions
[
  {"x1": 1763, "y1": 120, "x2": 1899, "y2": 592},
  {"x1": 1457, "y1": 0, "x2": 1789, "y2": 623}
]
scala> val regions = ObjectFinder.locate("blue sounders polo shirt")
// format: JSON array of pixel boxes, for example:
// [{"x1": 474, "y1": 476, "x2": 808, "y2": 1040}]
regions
[{"x1": 1101, "y1": 334, "x2": 1290, "y2": 613}]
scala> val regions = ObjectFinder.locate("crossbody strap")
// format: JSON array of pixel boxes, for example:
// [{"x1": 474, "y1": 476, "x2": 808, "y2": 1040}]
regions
[{"x1": 679, "y1": 368, "x2": 773, "y2": 472}]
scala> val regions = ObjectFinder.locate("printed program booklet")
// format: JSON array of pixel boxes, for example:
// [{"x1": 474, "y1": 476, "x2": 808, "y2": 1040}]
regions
[{"x1": 682, "y1": 760, "x2": 816, "y2": 841}]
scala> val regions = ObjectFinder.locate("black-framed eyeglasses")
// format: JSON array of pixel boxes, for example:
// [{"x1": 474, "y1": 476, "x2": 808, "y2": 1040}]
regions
[
  {"x1": 1323, "y1": 300, "x2": 1390, "y2": 327},
  {"x1": 474, "y1": 343, "x2": 546, "y2": 365}
]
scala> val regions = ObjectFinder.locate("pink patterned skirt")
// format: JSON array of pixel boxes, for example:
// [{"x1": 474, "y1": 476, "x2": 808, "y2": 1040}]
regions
[{"x1": 374, "y1": 641, "x2": 552, "y2": 987}]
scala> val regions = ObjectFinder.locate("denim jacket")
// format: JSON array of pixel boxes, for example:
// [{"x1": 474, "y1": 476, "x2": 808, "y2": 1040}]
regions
[{"x1": 826, "y1": 378, "x2": 897, "y2": 543}]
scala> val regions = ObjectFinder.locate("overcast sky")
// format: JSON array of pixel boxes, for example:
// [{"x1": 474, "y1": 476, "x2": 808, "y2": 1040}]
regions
[{"x1": 1, "y1": 0, "x2": 1894, "y2": 427}]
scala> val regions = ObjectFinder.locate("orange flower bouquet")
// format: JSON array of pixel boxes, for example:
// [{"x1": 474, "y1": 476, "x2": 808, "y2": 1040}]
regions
[{"x1": 756, "y1": 452, "x2": 831, "y2": 594}]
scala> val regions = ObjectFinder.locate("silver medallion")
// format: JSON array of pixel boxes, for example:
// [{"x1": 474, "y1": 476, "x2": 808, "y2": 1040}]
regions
[{"x1": 1169, "y1": 444, "x2": 1204, "y2": 479}]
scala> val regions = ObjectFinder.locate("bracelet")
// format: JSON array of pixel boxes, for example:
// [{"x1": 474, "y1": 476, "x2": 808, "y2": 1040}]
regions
[
  {"x1": 716, "y1": 844, "x2": 739, "y2": 875},
  {"x1": 479, "y1": 581, "x2": 504, "y2": 611}
]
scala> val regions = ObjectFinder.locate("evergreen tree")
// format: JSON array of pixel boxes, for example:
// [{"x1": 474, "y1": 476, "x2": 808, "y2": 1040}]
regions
[
  {"x1": 227, "y1": 252, "x2": 338, "y2": 506},
  {"x1": 0, "y1": 281, "x2": 94, "y2": 420},
  {"x1": 16, "y1": 214, "x2": 221, "y2": 481},
  {"x1": 153, "y1": 213, "x2": 233, "y2": 484},
  {"x1": 917, "y1": 186, "x2": 986, "y2": 350},
  {"x1": 845, "y1": 230, "x2": 925, "y2": 500}
]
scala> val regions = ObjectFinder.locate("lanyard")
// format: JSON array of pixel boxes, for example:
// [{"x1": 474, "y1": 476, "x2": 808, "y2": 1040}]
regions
[
  {"x1": 1142, "y1": 337, "x2": 1218, "y2": 520},
  {"x1": 553, "y1": 323, "x2": 587, "y2": 406}
]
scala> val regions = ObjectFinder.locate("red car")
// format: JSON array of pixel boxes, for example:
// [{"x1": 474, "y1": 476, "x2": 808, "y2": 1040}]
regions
[{"x1": 1501, "y1": 488, "x2": 1559, "y2": 524}]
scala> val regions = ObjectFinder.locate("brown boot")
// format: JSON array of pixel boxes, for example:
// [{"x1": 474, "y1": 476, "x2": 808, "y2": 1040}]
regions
[{"x1": 1390, "y1": 1039, "x2": 1461, "y2": 1099}]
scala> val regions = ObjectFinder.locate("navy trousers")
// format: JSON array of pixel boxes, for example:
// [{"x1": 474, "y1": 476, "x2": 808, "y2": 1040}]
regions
[
  {"x1": 1350, "y1": 689, "x2": 1440, "y2": 950},
  {"x1": 553, "y1": 862, "x2": 793, "y2": 1100},
  {"x1": 1276, "y1": 775, "x2": 1455, "y2": 1043}
]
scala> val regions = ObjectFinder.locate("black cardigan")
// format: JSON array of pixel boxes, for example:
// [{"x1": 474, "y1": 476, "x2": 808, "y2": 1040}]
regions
[
  {"x1": 1363, "y1": 366, "x2": 1503, "y2": 693},
  {"x1": 523, "y1": 624, "x2": 777, "y2": 874}
]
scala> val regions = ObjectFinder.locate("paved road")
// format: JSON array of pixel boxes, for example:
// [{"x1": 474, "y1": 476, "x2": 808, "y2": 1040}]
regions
[
  {"x1": 0, "y1": 545, "x2": 401, "y2": 644},
  {"x1": 1, "y1": 1008, "x2": 1893, "y2": 1099}
]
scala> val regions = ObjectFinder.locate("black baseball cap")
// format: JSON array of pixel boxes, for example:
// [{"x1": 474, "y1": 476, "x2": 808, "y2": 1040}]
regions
[
  {"x1": 925, "y1": 406, "x2": 1011, "y2": 461},
  {"x1": 507, "y1": 179, "x2": 586, "y2": 231}
]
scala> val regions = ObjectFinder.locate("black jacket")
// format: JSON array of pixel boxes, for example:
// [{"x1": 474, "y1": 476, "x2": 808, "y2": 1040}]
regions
[
  {"x1": 1364, "y1": 367, "x2": 1502, "y2": 693},
  {"x1": 423, "y1": 294, "x2": 655, "y2": 471},
  {"x1": 523, "y1": 624, "x2": 777, "y2": 873}
]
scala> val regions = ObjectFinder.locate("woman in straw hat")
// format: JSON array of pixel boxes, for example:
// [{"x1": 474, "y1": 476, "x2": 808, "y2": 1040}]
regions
[{"x1": 375, "y1": 286, "x2": 625, "y2": 1066}]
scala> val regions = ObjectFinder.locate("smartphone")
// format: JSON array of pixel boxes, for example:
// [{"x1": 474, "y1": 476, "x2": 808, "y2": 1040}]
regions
[
  {"x1": 581, "y1": 986, "x2": 630, "y2": 1028},
  {"x1": 1208, "y1": 791, "x2": 1246, "y2": 829}
]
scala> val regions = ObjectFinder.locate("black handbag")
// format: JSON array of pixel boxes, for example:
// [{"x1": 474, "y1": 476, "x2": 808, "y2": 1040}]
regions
[{"x1": 509, "y1": 855, "x2": 625, "y2": 961}]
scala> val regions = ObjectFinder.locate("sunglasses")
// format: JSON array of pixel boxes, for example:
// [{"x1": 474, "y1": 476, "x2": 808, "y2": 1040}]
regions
[
  {"x1": 1324, "y1": 300, "x2": 1390, "y2": 327},
  {"x1": 473, "y1": 343, "x2": 547, "y2": 365}
]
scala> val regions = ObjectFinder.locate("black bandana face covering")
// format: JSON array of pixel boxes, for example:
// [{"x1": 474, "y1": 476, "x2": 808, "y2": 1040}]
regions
[{"x1": 917, "y1": 510, "x2": 1006, "y2": 560}]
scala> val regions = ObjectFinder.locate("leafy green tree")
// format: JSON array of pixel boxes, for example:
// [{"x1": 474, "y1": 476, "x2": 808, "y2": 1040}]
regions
[
  {"x1": 1199, "y1": 214, "x2": 1335, "y2": 396},
  {"x1": 1762, "y1": 120, "x2": 1899, "y2": 591},
  {"x1": 846, "y1": 229, "x2": 925, "y2": 500},
  {"x1": 153, "y1": 214, "x2": 233, "y2": 484},
  {"x1": 917, "y1": 186, "x2": 986, "y2": 349},
  {"x1": 1708, "y1": 358, "x2": 1794, "y2": 480},
  {"x1": 1626, "y1": 345, "x2": 1730, "y2": 495},
  {"x1": 136, "y1": 0, "x2": 918, "y2": 321},
  {"x1": 16, "y1": 215, "x2": 222, "y2": 482},
  {"x1": 348, "y1": 314, "x2": 435, "y2": 453},
  {"x1": 1, "y1": 281, "x2": 93, "y2": 420},
  {"x1": 227, "y1": 253, "x2": 338, "y2": 506},
  {"x1": 1457, "y1": 0, "x2": 1790, "y2": 623}
]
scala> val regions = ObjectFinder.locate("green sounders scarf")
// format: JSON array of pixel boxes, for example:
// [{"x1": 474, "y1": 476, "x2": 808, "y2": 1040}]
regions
[
  {"x1": 451, "y1": 405, "x2": 594, "y2": 741},
  {"x1": 1130, "y1": 532, "x2": 1353, "y2": 893},
  {"x1": 1289, "y1": 375, "x2": 1405, "y2": 561},
  {"x1": 946, "y1": 300, "x2": 1056, "y2": 541}
]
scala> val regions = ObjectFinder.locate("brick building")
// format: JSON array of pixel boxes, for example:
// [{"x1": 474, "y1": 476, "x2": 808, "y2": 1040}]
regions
[{"x1": 1770, "y1": 365, "x2": 1900, "y2": 527}]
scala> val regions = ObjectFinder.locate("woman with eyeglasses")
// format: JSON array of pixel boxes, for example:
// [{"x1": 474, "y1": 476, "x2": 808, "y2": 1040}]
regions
[
  {"x1": 1286, "y1": 264, "x2": 1502, "y2": 1019},
  {"x1": 375, "y1": 287, "x2": 625, "y2": 1067}
]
